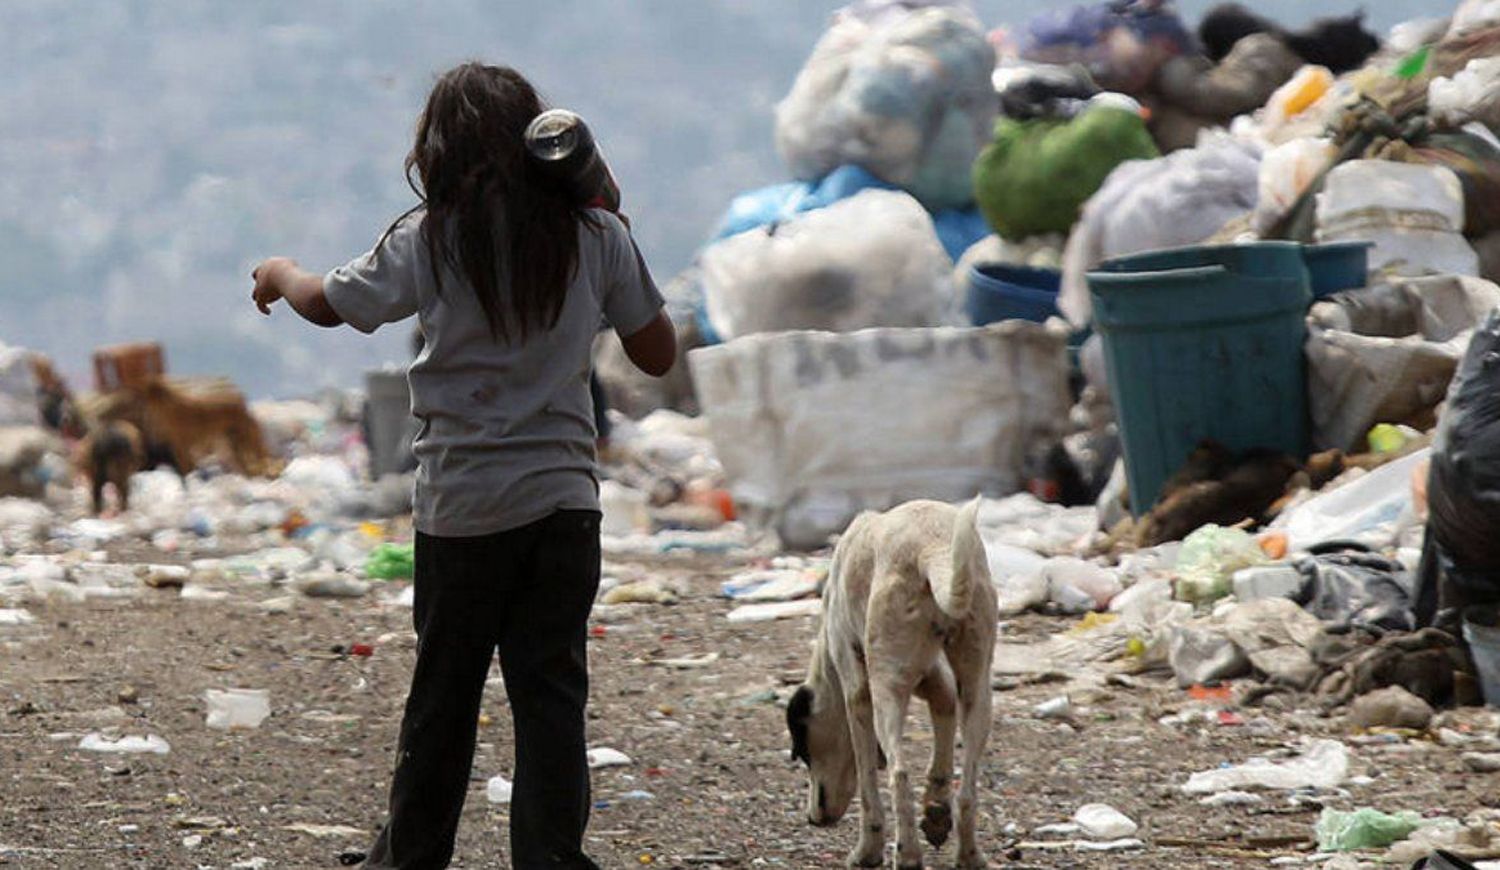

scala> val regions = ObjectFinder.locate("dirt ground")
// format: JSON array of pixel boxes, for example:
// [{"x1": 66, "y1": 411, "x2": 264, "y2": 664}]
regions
[{"x1": 2, "y1": 546, "x2": 1496, "y2": 869}]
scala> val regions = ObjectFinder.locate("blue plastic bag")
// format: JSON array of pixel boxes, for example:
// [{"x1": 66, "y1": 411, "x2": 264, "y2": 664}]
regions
[{"x1": 709, "y1": 165, "x2": 988, "y2": 261}]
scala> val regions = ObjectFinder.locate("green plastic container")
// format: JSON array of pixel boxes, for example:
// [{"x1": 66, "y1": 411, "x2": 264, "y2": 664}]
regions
[{"x1": 1088, "y1": 242, "x2": 1312, "y2": 515}]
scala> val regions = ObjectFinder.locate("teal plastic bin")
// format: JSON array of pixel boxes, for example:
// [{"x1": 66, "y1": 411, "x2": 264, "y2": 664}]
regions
[
  {"x1": 1303, "y1": 241, "x2": 1374, "y2": 299},
  {"x1": 1088, "y1": 242, "x2": 1312, "y2": 515}
]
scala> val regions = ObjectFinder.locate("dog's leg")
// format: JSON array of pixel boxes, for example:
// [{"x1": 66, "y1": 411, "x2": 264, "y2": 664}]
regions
[
  {"x1": 844, "y1": 680, "x2": 886, "y2": 869},
  {"x1": 916, "y1": 666, "x2": 956, "y2": 849},
  {"x1": 111, "y1": 460, "x2": 131, "y2": 513},
  {"x1": 873, "y1": 683, "x2": 921, "y2": 870},
  {"x1": 952, "y1": 660, "x2": 992, "y2": 869}
]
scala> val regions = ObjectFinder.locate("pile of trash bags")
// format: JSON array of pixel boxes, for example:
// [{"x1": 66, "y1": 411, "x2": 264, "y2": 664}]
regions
[
  {"x1": 774, "y1": 2, "x2": 997, "y2": 210},
  {"x1": 589, "y1": 3, "x2": 1500, "y2": 705}
]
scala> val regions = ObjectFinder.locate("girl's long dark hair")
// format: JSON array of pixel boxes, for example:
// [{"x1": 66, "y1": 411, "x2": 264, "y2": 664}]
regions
[{"x1": 389, "y1": 62, "x2": 595, "y2": 342}]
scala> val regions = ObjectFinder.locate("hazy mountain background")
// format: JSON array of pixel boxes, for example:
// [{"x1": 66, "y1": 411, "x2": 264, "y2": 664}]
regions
[{"x1": 0, "y1": 1, "x2": 1441, "y2": 397}]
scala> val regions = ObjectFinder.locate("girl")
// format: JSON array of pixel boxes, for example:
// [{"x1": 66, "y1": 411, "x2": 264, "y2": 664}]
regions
[{"x1": 251, "y1": 63, "x2": 675, "y2": 869}]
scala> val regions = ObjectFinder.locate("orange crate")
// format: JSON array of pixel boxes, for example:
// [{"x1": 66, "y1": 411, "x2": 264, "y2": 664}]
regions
[{"x1": 93, "y1": 342, "x2": 166, "y2": 393}]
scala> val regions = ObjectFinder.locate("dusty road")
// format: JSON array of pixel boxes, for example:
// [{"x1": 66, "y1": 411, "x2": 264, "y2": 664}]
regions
[{"x1": 1, "y1": 549, "x2": 1495, "y2": 869}]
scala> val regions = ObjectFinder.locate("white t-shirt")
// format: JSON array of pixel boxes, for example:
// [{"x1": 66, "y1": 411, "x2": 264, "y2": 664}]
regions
[{"x1": 324, "y1": 209, "x2": 664, "y2": 537}]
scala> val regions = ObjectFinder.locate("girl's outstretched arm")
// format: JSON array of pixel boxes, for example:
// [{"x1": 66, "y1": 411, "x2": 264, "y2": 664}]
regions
[{"x1": 251, "y1": 257, "x2": 344, "y2": 327}]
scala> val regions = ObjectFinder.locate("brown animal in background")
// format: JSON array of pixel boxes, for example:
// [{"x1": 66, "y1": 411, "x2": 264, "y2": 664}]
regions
[
  {"x1": 1134, "y1": 442, "x2": 1299, "y2": 547},
  {"x1": 131, "y1": 378, "x2": 279, "y2": 477},
  {"x1": 78, "y1": 420, "x2": 145, "y2": 515}
]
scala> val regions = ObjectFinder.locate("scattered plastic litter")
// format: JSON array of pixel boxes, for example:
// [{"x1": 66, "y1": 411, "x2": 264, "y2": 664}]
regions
[
  {"x1": 204, "y1": 688, "x2": 271, "y2": 730},
  {"x1": 364, "y1": 543, "x2": 414, "y2": 580},
  {"x1": 1199, "y1": 791, "x2": 1264, "y2": 807},
  {"x1": 601, "y1": 580, "x2": 678, "y2": 606},
  {"x1": 283, "y1": 823, "x2": 370, "y2": 838},
  {"x1": 78, "y1": 733, "x2": 171, "y2": 755},
  {"x1": 586, "y1": 747, "x2": 633, "y2": 769},
  {"x1": 1182, "y1": 739, "x2": 1350, "y2": 794},
  {"x1": 725, "y1": 600, "x2": 821, "y2": 623},
  {"x1": 1073, "y1": 804, "x2": 1138, "y2": 841},
  {"x1": 719, "y1": 568, "x2": 821, "y2": 602},
  {"x1": 486, "y1": 774, "x2": 514, "y2": 805},
  {"x1": 1035, "y1": 696, "x2": 1072, "y2": 720},
  {"x1": 1073, "y1": 838, "x2": 1145, "y2": 852},
  {"x1": 295, "y1": 573, "x2": 371, "y2": 599},
  {"x1": 1174, "y1": 525, "x2": 1269, "y2": 605},
  {"x1": 1316, "y1": 807, "x2": 1424, "y2": 852}
]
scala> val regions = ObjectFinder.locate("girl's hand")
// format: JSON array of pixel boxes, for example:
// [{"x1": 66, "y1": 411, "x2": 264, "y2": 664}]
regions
[{"x1": 251, "y1": 257, "x2": 296, "y2": 315}]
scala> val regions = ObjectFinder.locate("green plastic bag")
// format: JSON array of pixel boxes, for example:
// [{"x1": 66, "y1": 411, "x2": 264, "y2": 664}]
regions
[
  {"x1": 972, "y1": 104, "x2": 1158, "y2": 241},
  {"x1": 1174, "y1": 525, "x2": 1268, "y2": 605},
  {"x1": 1316, "y1": 807, "x2": 1422, "y2": 851},
  {"x1": 365, "y1": 543, "x2": 415, "y2": 580},
  {"x1": 1395, "y1": 45, "x2": 1431, "y2": 80}
]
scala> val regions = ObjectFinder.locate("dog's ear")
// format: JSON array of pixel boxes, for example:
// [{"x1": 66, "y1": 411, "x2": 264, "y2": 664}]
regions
[{"x1": 786, "y1": 685, "x2": 813, "y2": 766}]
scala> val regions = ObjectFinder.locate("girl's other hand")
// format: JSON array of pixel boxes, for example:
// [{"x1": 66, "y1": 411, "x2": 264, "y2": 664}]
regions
[{"x1": 251, "y1": 257, "x2": 295, "y2": 314}]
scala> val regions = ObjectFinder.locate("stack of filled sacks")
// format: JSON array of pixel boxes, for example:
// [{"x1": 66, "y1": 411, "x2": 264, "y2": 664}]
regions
[
  {"x1": 1248, "y1": 4, "x2": 1500, "y2": 284},
  {"x1": 695, "y1": 1, "x2": 997, "y2": 343}
]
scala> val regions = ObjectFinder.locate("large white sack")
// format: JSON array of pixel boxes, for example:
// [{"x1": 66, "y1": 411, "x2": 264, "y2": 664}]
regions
[
  {"x1": 1059, "y1": 132, "x2": 1262, "y2": 327},
  {"x1": 773, "y1": 5, "x2": 996, "y2": 210},
  {"x1": 1306, "y1": 275, "x2": 1500, "y2": 452},
  {"x1": 700, "y1": 189, "x2": 954, "y2": 342},
  {"x1": 689, "y1": 322, "x2": 1071, "y2": 549},
  {"x1": 1450, "y1": 0, "x2": 1500, "y2": 38},
  {"x1": 1315, "y1": 160, "x2": 1479, "y2": 278},
  {"x1": 1429, "y1": 58, "x2": 1500, "y2": 130}
]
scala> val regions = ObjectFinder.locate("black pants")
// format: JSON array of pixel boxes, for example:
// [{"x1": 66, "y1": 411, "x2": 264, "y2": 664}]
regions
[{"x1": 365, "y1": 511, "x2": 604, "y2": 869}]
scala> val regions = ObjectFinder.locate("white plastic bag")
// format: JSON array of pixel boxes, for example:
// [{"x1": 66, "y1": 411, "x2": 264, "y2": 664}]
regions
[
  {"x1": 1060, "y1": 132, "x2": 1262, "y2": 327},
  {"x1": 1252, "y1": 137, "x2": 1334, "y2": 235},
  {"x1": 1182, "y1": 739, "x2": 1350, "y2": 794},
  {"x1": 1449, "y1": 0, "x2": 1500, "y2": 38},
  {"x1": 1430, "y1": 57, "x2": 1500, "y2": 130},
  {"x1": 1074, "y1": 804, "x2": 1138, "y2": 841},
  {"x1": 486, "y1": 774, "x2": 514, "y2": 805},
  {"x1": 1040, "y1": 557, "x2": 1122, "y2": 613},
  {"x1": 204, "y1": 688, "x2": 271, "y2": 730},
  {"x1": 700, "y1": 190, "x2": 954, "y2": 342},
  {"x1": 774, "y1": 5, "x2": 996, "y2": 209},
  {"x1": 599, "y1": 480, "x2": 650, "y2": 537},
  {"x1": 690, "y1": 323, "x2": 1072, "y2": 549},
  {"x1": 984, "y1": 540, "x2": 1050, "y2": 615},
  {"x1": 1316, "y1": 161, "x2": 1479, "y2": 278},
  {"x1": 78, "y1": 733, "x2": 172, "y2": 755},
  {"x1": 1275, "y1": 448, "x2": 1430, "y2": 553}
]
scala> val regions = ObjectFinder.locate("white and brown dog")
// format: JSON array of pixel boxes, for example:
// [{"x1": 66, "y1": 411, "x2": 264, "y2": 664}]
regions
[{"x1": 787, "y1": 499, "x2": 997, "y2": 869}]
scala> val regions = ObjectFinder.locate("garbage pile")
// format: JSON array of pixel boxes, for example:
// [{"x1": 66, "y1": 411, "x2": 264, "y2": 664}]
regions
[
  {"x1": 13, "y1": 1, "x2": 1500, "y2": 866},
  {"x1": 595, "y1": 1, "x2": 1500, "y2": 862}
]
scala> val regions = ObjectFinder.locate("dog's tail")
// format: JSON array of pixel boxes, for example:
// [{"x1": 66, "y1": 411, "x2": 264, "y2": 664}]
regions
[{"x1": 926, "y1": 498, "x2": 989, "y2": 620}]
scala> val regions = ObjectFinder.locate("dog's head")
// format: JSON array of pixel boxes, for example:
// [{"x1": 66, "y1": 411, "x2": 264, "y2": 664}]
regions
[{"x1": 786, "y1": 681, "x2": 856, "y2": 827}]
